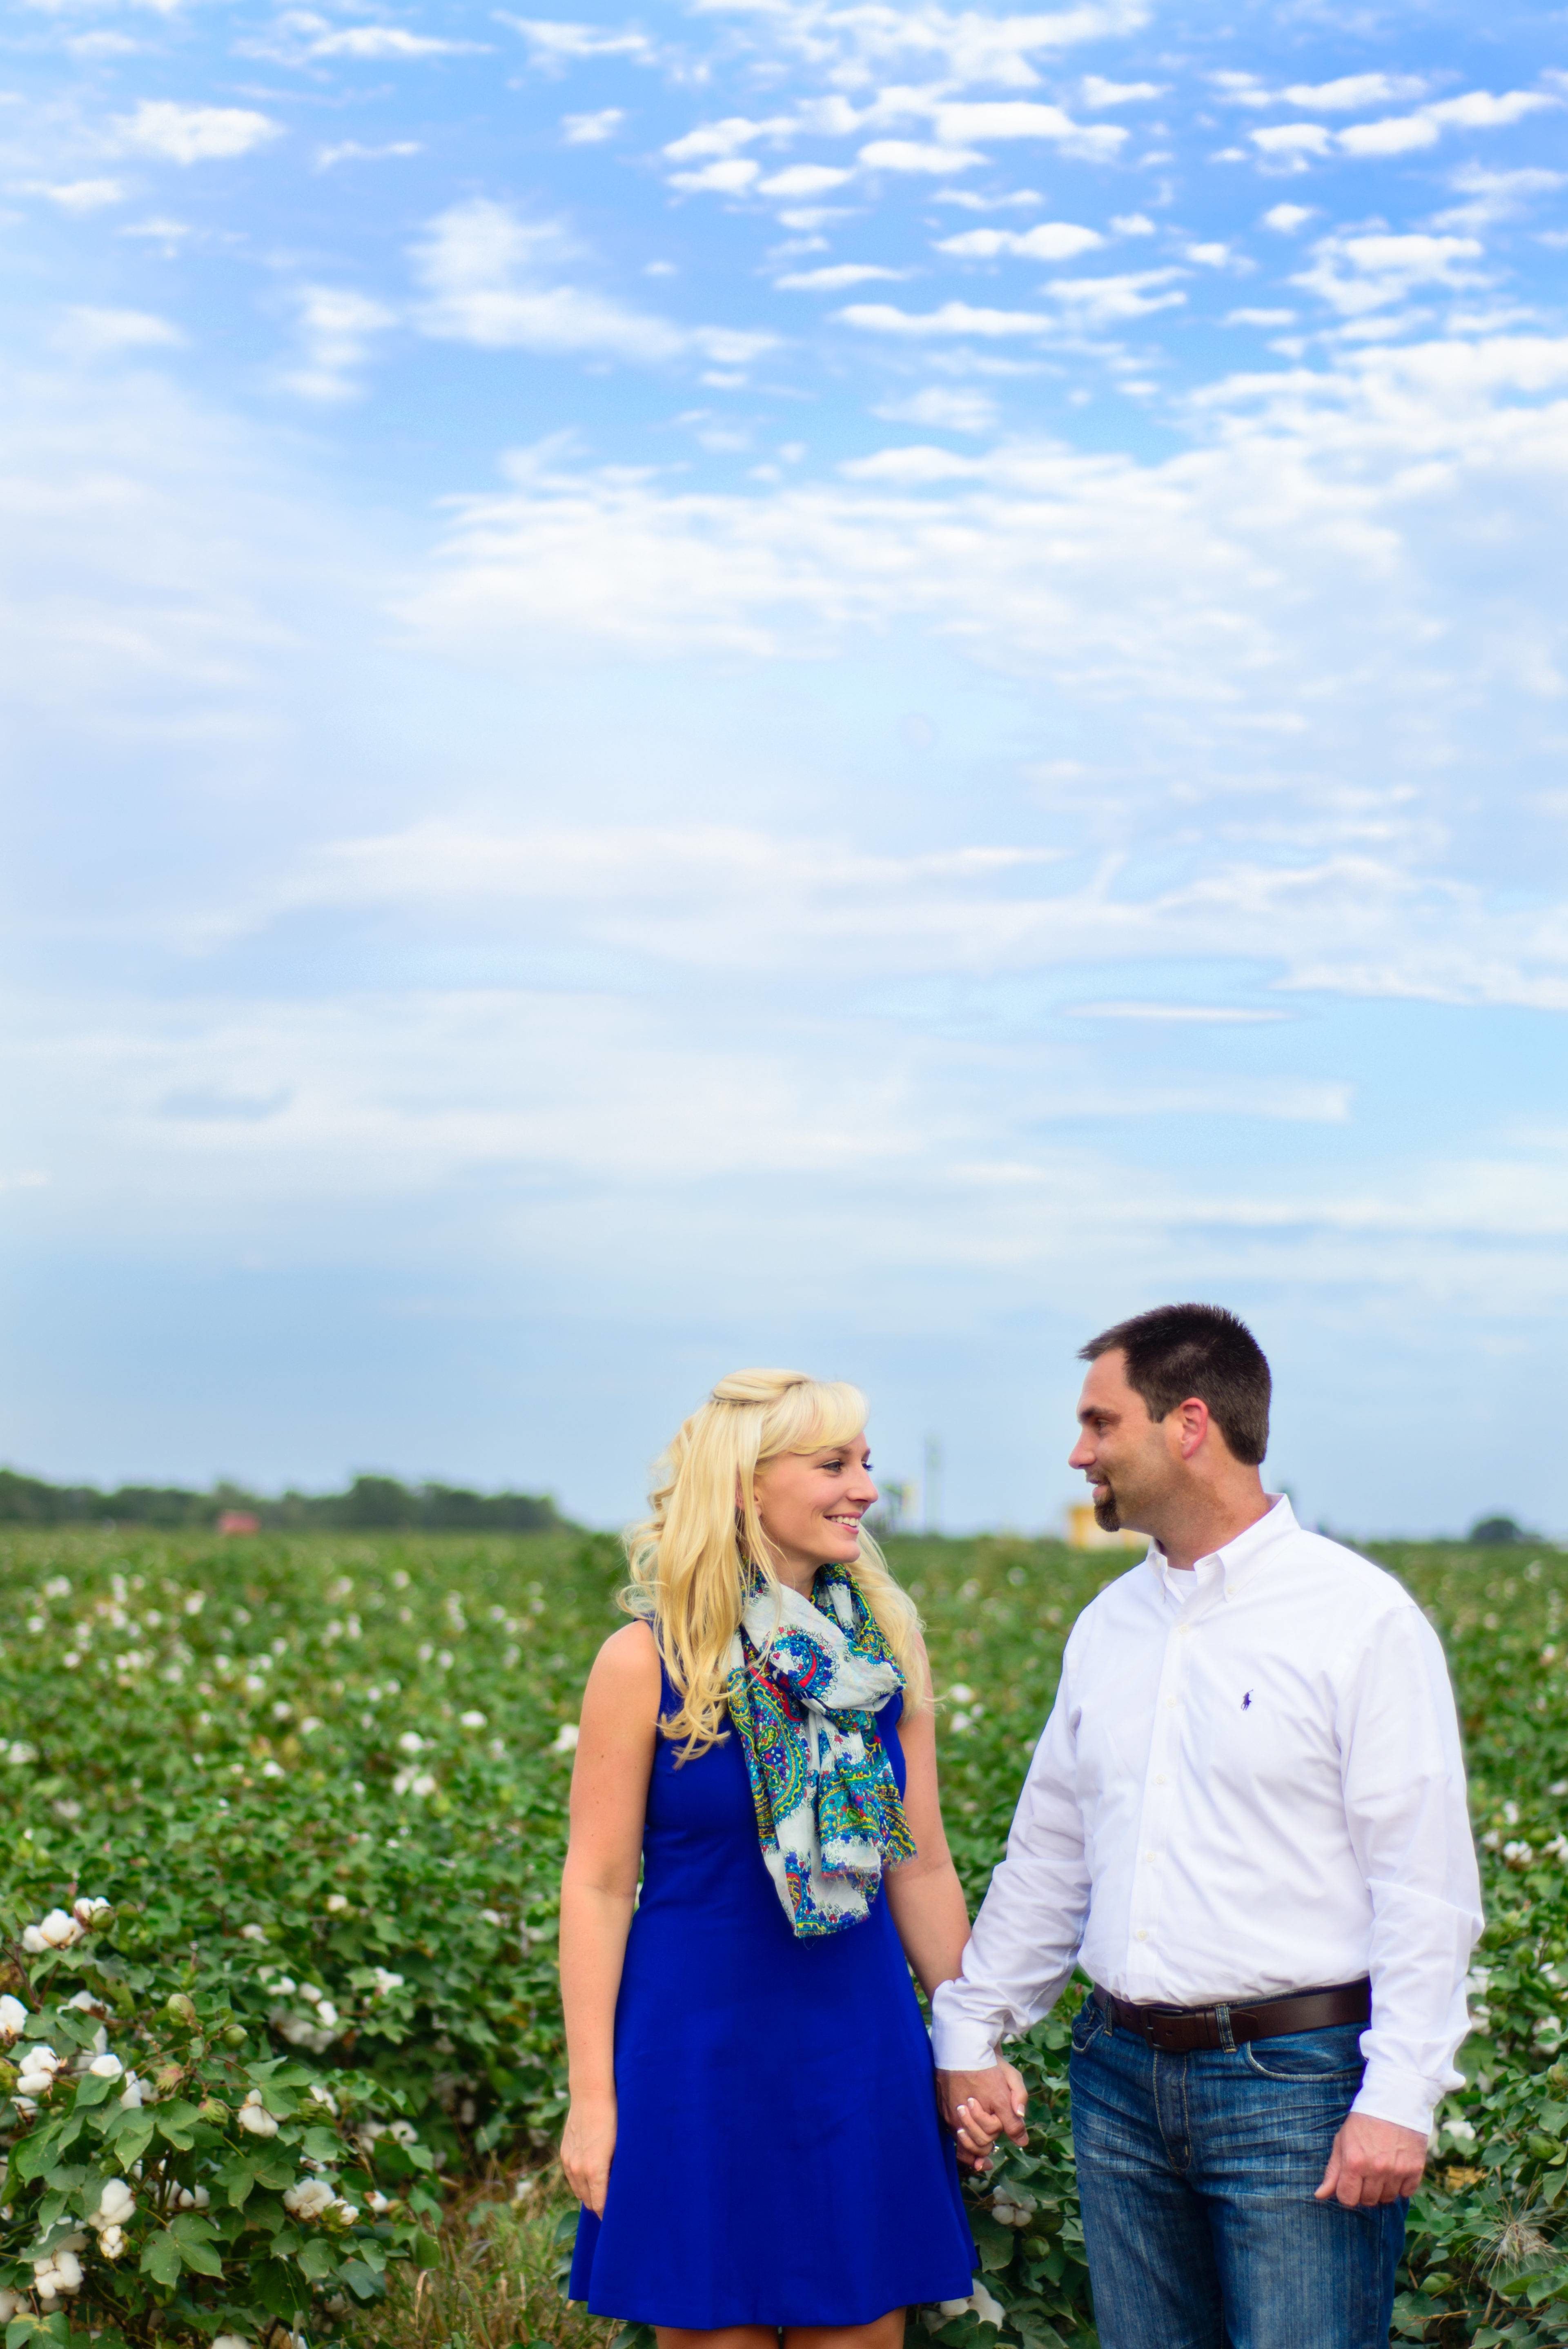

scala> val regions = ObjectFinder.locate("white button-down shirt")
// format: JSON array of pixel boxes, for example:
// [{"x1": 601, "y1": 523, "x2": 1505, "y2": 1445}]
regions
[{"x1": 931, "y1": 1497, "x2": 1483, "y2": 2135}]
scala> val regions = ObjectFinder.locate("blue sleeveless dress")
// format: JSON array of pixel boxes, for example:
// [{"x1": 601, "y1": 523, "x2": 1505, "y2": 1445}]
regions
[{"x1": 568, "y1": 1663, "x2": 976, "y2": 2328}]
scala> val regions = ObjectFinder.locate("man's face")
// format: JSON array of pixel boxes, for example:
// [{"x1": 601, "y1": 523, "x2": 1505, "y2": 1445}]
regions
[{"x1": 1068, "y1": 1349, "x2": 1173, "y2": 1534}]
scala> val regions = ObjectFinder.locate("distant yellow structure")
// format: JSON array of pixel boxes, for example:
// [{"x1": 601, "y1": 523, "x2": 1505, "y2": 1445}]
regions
[{"x1": 1065, "y1": 1503, "x2": 1147, "y2": 1552}]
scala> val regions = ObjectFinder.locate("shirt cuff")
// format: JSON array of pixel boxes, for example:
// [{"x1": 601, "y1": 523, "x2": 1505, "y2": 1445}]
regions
[
  {"x1": 1351, "y1": 2060, "x2": 1442, "y2": 2139},
  {"x1": 929, "y1": 2010, "x2": 1002, "y2": 2071}
]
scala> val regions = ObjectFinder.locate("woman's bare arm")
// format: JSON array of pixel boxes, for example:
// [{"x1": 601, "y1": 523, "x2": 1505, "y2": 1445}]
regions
[
  {"x1": 558, "y1": 1618, "x2": 662, "y2": 2215},
  {"x1": 884, "y1": 1641, "x2": 1028, "y2": 2169},
  {"x1": 883, "y1": 1647, "x2": 972, "y2": 1999}
]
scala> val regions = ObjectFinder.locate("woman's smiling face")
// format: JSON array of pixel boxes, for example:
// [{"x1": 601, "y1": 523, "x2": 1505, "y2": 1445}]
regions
[{"x1": 752, "y1": 1432, "x2": 878, "y2": 1588}]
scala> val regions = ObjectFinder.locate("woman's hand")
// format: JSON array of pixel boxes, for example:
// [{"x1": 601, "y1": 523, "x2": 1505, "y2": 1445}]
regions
[{"x1": 561, "y1": 2091, "x2": 618, "y2": 2216}]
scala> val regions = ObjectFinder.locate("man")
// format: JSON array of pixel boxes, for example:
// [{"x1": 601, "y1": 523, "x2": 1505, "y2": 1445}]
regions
[{"x1": 932, "y1": 1303, "x2": 1483, "y2": 2349}]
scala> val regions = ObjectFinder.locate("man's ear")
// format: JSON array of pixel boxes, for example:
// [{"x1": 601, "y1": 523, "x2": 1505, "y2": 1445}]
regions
[{"x1": 1174, "y1": 1397, "x2": 1210, "y2": 1461}]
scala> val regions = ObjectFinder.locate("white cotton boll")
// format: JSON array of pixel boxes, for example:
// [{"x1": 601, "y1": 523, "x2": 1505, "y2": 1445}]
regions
[
  {"x1": 0, "y1": 1993, "x2": 27, "y2": 2041},
  {"x1": 212, "y1": 2335, "x2": 252, "y2": 2349},
  {"x1": 299, "y1": 1984, "x2": 323, "y2": 2005},
  {"x1": 315, "y1": 2001, "x2": 340, "y2": 2028},
  {"x1": 365, "y1": 2189, "x2": 390, "y2": 2215},
  {"x1": 0, "y1": 2291, "x2": 21, "y2": 2321},
  {"x1": 238, "y1": 2090, "x2": 280, "y2": 2137},
  {"x1": 945, "y1": 1684, "x2": 975, "y2": 1705},
  {"x1": 460, "y1": 1710, "x2": 486, "y2": 1730},
  {"x1": 325, "y1": 1893, "x2": 349, "y2": 1913},
  {"x1": 307, "y1": 2082, "x2": 339, "y2": 2113},
  {"x1": 21, "y1": 1926, "x2": 47, "y2": 1953},
  {"x1": 332, "y1": 2199, "x2": 359, "y2": 2224},
  {"x1": 273, "y1": 1976, "x2": 297, "y2": 1996},
  {"x1": 73, "y1": 1895, "x2": 110, "y2": 1927},
  {"x1": 240, "y1": 1923, "x2": 267, "y2": 1941},
  {"x1": 38, "y1": 1908, "x2": 86, "y2": 1948},
  {"x1": 370, "y1": 1968, "x2": 405, "y2": 1997},
  {"x1": 283, "y1": 2178, "x2": 337, "y2": 2220},
  {"x1": 89, "y1": 2052, "x2": 125, "y2": 2080},
  {"x1": 98, "y1": 2224, "x2": 127, "y2": 2261},
  {"x1": 119, "y1": 2072, "x2": 145, "y2": 2108},
  {"x1": 397, "y1": 1731, "x2": 424, "y2": 1755},
  {"x1": 551, "y1": 1722, "x2": 579, "y2": 1755},
  {"x1": 38, "y1": 2249, "x2": 84, "y2": 2296},
  {"x1": 95, "y1": 2179, "x2": 136, "y2": 2228}
]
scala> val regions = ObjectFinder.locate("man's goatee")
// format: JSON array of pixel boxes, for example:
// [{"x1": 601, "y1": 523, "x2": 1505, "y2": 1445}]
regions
[{"x1": 1094, "y1": 1494, "x2": 1120, "y2": 1532}]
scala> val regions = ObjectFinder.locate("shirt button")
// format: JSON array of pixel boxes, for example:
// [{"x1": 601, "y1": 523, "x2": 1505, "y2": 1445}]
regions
[
  {"x1": 1154, "y1": 1773, "x2": 1168, "y2": 1786},
  {"x1": 1135, "y1": 1929, "x2": 1148, "y2": 1942},
  {"x1": 1177, "y1": 1624, "x2": 1191, "y2": 1637},
  {"x1": 1166, "y1": 1697, "x2": 1179, "y2": 1709},
  {"x1": 1144, "y1": 1850, "x2": 1157, "y2": 1862}
]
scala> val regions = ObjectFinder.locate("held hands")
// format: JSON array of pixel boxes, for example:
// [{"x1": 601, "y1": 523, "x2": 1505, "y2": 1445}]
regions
[
  {"x1": 936, "y1": 2064, "x2": 1029, "y2": 2173},
  {"x1": 1315, "y1": 2112, "x2": 1427, "y2": 2208},
  {"x1": 561, "y1": 2091, "x2": 617, "y2": 2217}
]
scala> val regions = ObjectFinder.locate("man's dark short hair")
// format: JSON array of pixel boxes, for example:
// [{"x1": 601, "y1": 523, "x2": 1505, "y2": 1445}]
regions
[{"x1": 1079, "y1": 1303, "x2": 1270, "y2": 1466}]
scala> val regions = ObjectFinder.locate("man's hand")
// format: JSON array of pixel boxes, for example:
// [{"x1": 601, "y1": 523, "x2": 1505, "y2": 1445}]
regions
[
  {"x1": 937, "y1": 2064, "x2": 1029, "y2": 2172},
  {"x1": 1314, "y1": 2112, "x2": 1426, "y2": 2207}
]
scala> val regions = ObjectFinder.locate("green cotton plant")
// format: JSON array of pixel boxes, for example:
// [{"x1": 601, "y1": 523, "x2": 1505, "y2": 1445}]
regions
[
  {"x1": 8, "y1": 1524, "x2": 1568, "y2": 2349},
  {"x1": 0, "y1": 1895, "x2": 443, "y2": 2349}
]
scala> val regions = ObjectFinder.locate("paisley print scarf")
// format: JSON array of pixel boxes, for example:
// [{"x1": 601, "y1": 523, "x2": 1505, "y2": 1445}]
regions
[{"x1": 725, "y1": 1563, "x2": 916, "y2": 1938}]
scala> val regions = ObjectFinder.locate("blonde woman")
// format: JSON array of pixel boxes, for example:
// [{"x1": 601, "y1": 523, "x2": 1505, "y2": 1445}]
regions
[{"x1": 561, "y1": 1369, "x2": 996, "y2": 2347}]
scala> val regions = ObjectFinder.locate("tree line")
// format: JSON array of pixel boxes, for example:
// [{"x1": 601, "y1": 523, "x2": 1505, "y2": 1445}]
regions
[{"x1": 0, "y1": 1467, "x2": 567, "y2": 1533}]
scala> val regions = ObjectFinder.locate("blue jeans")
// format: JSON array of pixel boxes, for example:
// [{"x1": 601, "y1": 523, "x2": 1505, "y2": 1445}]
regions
[{"x1": 1069, "y1": 1996, "x2": 1406, "y2": 2349}]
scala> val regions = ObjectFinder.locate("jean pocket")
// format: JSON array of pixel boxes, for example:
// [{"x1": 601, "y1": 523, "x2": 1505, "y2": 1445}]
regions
[
  {"x1": 1069, "y1": 1996, "x2": 1105, "y2": 2054},
  {"x1": 1241, "y1": 2024, "x2": 1366, "y2": 2081}
]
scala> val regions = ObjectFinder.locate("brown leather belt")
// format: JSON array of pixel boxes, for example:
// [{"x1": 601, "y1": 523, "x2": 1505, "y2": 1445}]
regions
[{"x1": 1091, "y1": 1977, "x2": 1371, "y2": 2054}]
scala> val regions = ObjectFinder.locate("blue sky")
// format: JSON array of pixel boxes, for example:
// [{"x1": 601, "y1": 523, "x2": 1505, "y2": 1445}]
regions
[{"x1": 2, "y1": 0, "x2": 1566, "y2": 1535}]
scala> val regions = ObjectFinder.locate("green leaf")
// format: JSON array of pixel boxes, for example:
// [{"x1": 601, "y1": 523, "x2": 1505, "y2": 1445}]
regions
[
  {"x1": 295, "y1": 2237, "x2": 338, "y2": 2281},
  {"x1": 413, "y1": 2231, "x2": 441, "y2": 2267},
  {"x1": 105, "y1": 2109, "x2": 155, "y2": 2164},
  {"x1": 339, "y1": 2260, "x2": 382, "y2": 2300},
  {"x1": 71, "y1": 2072, "x2": 112, "y2": 2110},
  {"x1": 301, "y1": 2126, "x2": 341, "y2": 2160},
  {"x1": 139, "y1": 2231, "x2": 185, "y2": 2289},
  {"x1": 178, "y1": 2238, "x2": 225, "y2": 2279}
]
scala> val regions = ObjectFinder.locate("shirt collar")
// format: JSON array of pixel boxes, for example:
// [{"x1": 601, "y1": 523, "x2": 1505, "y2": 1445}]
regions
[{"x1": 1147, "y1": 1493, "x2": 1296, "y2": 1603}]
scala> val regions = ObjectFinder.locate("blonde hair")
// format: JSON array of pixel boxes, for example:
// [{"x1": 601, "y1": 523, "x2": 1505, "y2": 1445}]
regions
[{"x1": 623, "y1": 1367, "x2": 925, "y2": 1754}]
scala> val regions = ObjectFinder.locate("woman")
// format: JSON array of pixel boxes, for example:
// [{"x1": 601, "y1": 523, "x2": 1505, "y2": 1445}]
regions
[{"x1": 561, "y1": 1368, "x2": 997, "y2": 2347}]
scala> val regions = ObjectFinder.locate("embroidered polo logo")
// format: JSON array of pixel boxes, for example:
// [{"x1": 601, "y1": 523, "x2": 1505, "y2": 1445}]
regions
[{"x1": 1241, "y1": 1690, "x2": 1254, "y2": 1710}]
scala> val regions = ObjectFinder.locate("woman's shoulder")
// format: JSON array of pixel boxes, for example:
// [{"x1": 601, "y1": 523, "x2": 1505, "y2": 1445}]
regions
[{"x1": 586, "y1": 1618, "x2": 664, "y2": 1710}]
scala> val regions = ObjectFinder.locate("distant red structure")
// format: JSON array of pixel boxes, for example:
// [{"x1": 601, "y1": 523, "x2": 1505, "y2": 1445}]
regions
[{"x1": 217, "y1": 1511, "x2": 261, "y2": 1536}]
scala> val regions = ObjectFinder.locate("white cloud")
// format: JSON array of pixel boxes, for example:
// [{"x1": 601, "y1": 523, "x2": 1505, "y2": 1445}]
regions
[
  {"x1": 113, "y1": 101, "x2": 281, "y2": 163},
  {"x1": 1250, "y1": 122, "x2": 1333, "y2": 166},
  {"x1": 55, "y1": 306, "x2": 185, "y2": 355},
  {"x1": 1281, "y1": 73, "x2": 1430, "y2": 111},
  {"x1": 873, "y1": 385, "x2": 998, "y2": 433},
  {"x1": 561, "y1": 108, "x2": 624, "y2": 143},
  {"x1": 858, "y1": 140, "x2": 984, "y2": 175},
  {"x1": 670, "y1": 158, "x2": 761, "y2": 194},
  {"x1": 838, "y1": 300, "x2": 1052, "y2": 337},
  {"x1": 1045, "y1": 269, "x2": 1185, "y2": 321},
  {"x1": 498, "y1": 14, "x2": 656, "y2": 68},
  {"x1": 1262, "y1": 203, "x2": 1314, "y2": 233},
  {"x1": 932, "y1": 100, "x2": 1124, "y2": 150},
  {"x1": 307, "y1": 24, "x2": 484, "y2": 57},
  {"x1": 1185, "y1": 242, "x2": 1233, "y2": 267},
  {"x1": 315, "y1": 140, "x2": 422, "y2": 169},
  {"x1": 410, "y1": 198, "x2": 775, "y2": 369},
  {"x1": 775, "y1": 263, "x2": 909, "y2": 289},
  {"x1": 935, "y1": 220, "x2": 1103, "y2": 260},
  {"x1": 31, "y1": 179, "x2": 126, "y2": 212},
  {"x1": 1292, "y1": 233, "x2": 1485, "y2": 318},
  {"x1": 1340, "y1": 90, "x2": 1556, "y2": 159},
  {"x1": 722, "y1": 2, "x2": 1154, "y2": 96},
  {"x1": 1433, "y1": 164, "x2": 1566, "y2": 231},
  {"x1": 1081, "y1": 76, "x2": 1162, "y2": 107},
  {"x1": 757, "y1": 164, "x2": 854, "y2": 197},
  {"x1": 664, "y1": 116, "x2": 794, "y2": 164},
  {"x1": 280, "y1": 286, "x2": 397, "y2": 401}
]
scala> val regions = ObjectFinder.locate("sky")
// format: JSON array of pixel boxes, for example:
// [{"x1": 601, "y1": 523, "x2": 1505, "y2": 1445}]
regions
[{"x1": 2, "y1": 0, "x2": 1566, "y2": 1538}]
